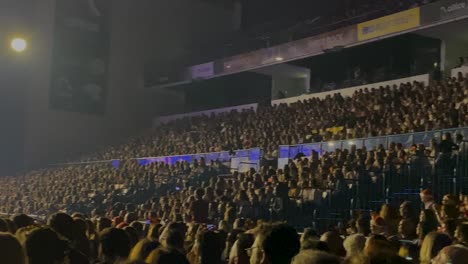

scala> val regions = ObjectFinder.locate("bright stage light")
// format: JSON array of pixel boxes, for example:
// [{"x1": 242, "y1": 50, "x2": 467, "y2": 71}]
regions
[{"x1": 11, "y1": 38, "x2": 27, "y2": 52}]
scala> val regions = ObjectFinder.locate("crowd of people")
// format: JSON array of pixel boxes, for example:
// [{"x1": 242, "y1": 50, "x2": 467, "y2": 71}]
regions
[
  {"x1": 0, "y1": 70, "x2": 467, "y2": 263},
  {"x1": 0, "y1": 131, "x2": 466, "y2": 263},
  {"x1": 79, "y1": 73, "x2": 468, "y2": 163},
  {"x1": 2, "y1": 169, "x2": 468, "y2": 263},
  {"x1": 1, "y1": 128, "x2": 465, "y2": 219}
]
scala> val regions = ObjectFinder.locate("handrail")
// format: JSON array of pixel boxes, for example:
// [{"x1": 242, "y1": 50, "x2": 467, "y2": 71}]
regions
[
  {"x1": 48, "y1": 148, "x2": 262, "y2": 168},
  {"x1": 278, "y1": 126, "x2": 468, "y2": 155}
]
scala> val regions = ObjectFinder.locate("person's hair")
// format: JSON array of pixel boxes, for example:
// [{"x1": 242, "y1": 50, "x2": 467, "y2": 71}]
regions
[
  {"x1": 442, "y1": 205, "x2": 459, "y2": 220},
  {"x1": 130, "y1": 221, "x2": 144, "y2": 236},
  {"x1": 218, "y1": 220, "x2": 231, "y2": 233},
  {"x1": 124, "y1": 226, "x2": 140, "y2": 249},
  {"x1": 320, "y1": 231, "x2": 345, "y2": 257},
  {"x1": 146, "y1": 248, "x2": 190, "y2": 264},
  {"x1": 444, "y1": 219, "x2": 457, "y2": 239},
  {"x1": 128, "y1": 239, "x2": 160, "y2": 262},
  {"x1": 25, "y1": 227, "x2": 68, "y2": 264},
  {"x1": 0, "y1": 218, "x2": 8, "y2": 232},
  {"x1": 301, "y1": 238, "x2": 330, "y2": 252},
  {"x1": 73, "y1": 217, "x2": 91, "y2": 256},
  {"x1": 48, "y1": 212, "x2": 74, "y2": 240},
  {"x1": 262, "y1": 224, "x2": 300, "y2": 264},
  {"x1": 369, "y1": 254, "x2": 411, "y2": 264},
  {"x1": 356, "y1": 217, "x2": 371, "y2": 236},
  {"x1": 399, "y1": 243, "x2": 419, "y2": 263},
  {"x1": 99, "y1": 227, "x2": 131, "y2": 260},
  {"x1": 12, "y1": 214, "x2": 34, "y2": 229},
  {"x1": 147, "y1": 224, "x2": 163, "y2": 242},
  {"x1": 233, "y1": 218, "x2": 246, "y2": 230},
  {"x1": 5, "y1": 218, "x2": 17, "y2": 233},
  {"x1": 419, "y1": 232, "x2": 452, "y2": 264},
  {"x1": 291, "y1": 249, "x2": 341, "y2": 264},
  {"x1": 0, "y1": 232, "x2": 26, "y2": 264},
  {"x1": 379, "y1": 204, "x2": 400, "y2": 235},
  {"x1": 196, "y1": 188, "x2": 205, "y2": 198},
  {"x1": 342, "y1": 253, "x2": 370, "y2": 264},
  {"x1": 419, "y1": 210, "x2": 439, "y2": 241},
  {"x1": 300, "y1": 227, "x2": 319, "y2": 244},
  {"x1": 343, "y1": 233, "x2": 366, "y2": 257},
  {"x1": 456, "y1": 222, "x2": 468, "y2": 243},
  {"x1": 199, "y1": 231, "x2": 222, "y2": 264},
  {"x1": 97, "y1": 217, "x2": 112, "y2": 232},
  {"x1": 399, "y1": 218, "x2": 417, "y2": 238},
  {"x1": 166, "y1": 227, "x2": 185, "y2": 250},
  {"x1": 364, "y1": 235, "x2": 397, "y2": 259},
  {"x1": 434, "y1": 245, "x2": 468, "y2": 264}
]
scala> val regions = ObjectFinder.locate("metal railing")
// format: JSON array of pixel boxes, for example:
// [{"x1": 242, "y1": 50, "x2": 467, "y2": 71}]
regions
[
  {"x1": 298, "y1": 152, "x2": 468, "y2": 232},
  {"x1": 278, "y1": 127, "x2": 468, "y2": 168}
]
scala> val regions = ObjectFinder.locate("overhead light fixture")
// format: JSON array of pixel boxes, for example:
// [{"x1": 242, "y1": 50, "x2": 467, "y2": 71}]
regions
[
  {"x1": 328, "y1": 142, "x2": 335, "y2": 147},
  {"x1": 275, "y1": 57, "x2": 284, "y2": 61},
  {"x1": 10, "y1": 37, "x2": 27, "y2": 53}
]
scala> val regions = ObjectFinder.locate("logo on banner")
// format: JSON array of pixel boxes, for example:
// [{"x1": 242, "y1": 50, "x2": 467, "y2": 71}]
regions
[
  {"x1": 308, "y1": 32, "x2": 346, "y2": 50},
  {"x1": 440, "y1": 1, "x2": 466, "y2": 15},
  {"x1": 191, "y1": 62, "x2": 214, "y2": 79},
  {"x1": 358, "y1": 8, "x2": 420, "y2": 41}
]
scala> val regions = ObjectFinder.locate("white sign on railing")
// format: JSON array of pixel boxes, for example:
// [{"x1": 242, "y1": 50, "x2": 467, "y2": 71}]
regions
[{"x1": 451, "y1": 66, "x2": 468, "y2": 78}]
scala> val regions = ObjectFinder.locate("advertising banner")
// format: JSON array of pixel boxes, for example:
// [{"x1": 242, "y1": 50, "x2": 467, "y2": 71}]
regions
[
  {"x1": 190, "y1": 62, "x2": 214, "y2": 79},
  {"x1": 357, "y1": 8, "x2": 420, "y2": 41},
  {"x1": 49, "y1": 0, "x2": 110, "y2": 114},
  {"x1": 144, "y1": 66, "x2": 190, "y2": 87},
  {"x1": 273, "y1": 26, "x2": 357, "y2": 64},
  {"x1": 421, "y1": 0, "x2": 468, "y2": 25},
  {"x1": 222, "y1": 51, "x2": 263, "y2": 74},
  {"x1": 222, "y1": 26, "x2": 356, "y2": 74}
]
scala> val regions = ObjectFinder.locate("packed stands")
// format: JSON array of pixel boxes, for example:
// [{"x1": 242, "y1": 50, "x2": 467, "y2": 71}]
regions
[
  {"x1": 81, "y1": 73, "x2": 468, "y2": 165},
  {"x1": 0, "y1": 70, "x2": 467, "y2": 262},
  {"x1": 4, "y1": 0, "x2": 468, "y2": 263}
]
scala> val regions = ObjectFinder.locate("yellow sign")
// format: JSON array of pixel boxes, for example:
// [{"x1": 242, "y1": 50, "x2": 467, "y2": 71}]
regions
[{"x1": 357, "y1": 8, "x2": 420, "y2": 41}]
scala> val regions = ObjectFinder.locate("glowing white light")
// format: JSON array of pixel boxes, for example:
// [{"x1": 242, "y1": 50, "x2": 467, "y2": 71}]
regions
[
  {"x1": 275, "y1": 57, "x2": 284, "y2": 61},
  {"x1": 11, "y1": 38, "x2": 27, "y2": 52},
  {"x1": 328, "y1": 142, "x2": 335, "y2": 147},
  {"x1": 349, "y1": 141, "x2": 355, "y2": 145}
]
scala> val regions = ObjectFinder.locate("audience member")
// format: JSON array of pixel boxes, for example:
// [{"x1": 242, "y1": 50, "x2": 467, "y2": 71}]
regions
[
  {"x1": 0, "y1": 232, "x2": 26, "y2": 264},
  {"x1": 261, "y1": 224, "x2": 300, "y2": 264},
  {"x1": 419, "y1": 232, "x2": 452, "y2": 264},
  {"x1": 99, "y1": 227, "x2": 131, "y2": 264}
]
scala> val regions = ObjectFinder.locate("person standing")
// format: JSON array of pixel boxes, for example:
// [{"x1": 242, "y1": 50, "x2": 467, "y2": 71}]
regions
[{"x1": 191, "y1": 188, "x2": 209, "y2": 223}]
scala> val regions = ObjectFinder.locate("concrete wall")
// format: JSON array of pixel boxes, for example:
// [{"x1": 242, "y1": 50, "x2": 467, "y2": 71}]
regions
[
  {"x1": 1, "y1": 0, "x2": 235, "y2": 171},
  {"x1": 252, "y1": 63, "x2": 311, "y2": 100},
  {"x1": 21, "y1": 0, "x2": 148, "y2": 169},
  {"x1": 443, "y1": 38, "x2": 468, "y2": 70},
  {"x1": 272, "y1": 76, "x2": 309, "y2": 99}
]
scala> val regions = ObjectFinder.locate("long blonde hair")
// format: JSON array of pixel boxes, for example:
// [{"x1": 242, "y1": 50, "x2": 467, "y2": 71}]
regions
[
  {"x1": 419, "y1": 232, "x2": 452, "y2": 264},
  {"x1": 128, "y1": 239, "x2": 159, "y2": 262}
]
